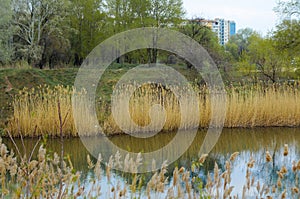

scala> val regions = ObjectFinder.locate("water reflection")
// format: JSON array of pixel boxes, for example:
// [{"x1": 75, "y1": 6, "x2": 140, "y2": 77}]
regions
[{"x1": 2, "y1": 128, "x2": 300, "y2": 195}]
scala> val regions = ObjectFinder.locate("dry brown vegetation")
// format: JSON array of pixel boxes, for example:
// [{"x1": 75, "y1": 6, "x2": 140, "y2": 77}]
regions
[
  {"x1": 5, "y1": 82, "x2": 300, "y2": 137},
  {"x1": 7, "y1": 85, "x2": 77, "y2": 137}
]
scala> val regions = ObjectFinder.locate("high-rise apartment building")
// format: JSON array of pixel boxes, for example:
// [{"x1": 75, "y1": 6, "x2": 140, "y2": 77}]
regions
[
  {"x1": 229, "y1": 21, "x2": 236, "y2": 37},
  {"x1": 197, "y1": 18, "x2": 236, "y2": 45}
]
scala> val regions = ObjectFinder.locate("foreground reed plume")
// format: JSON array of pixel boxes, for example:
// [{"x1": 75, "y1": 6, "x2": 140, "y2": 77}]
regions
[
  {"x1": 266, "y1": 151, "x2": 272, "y2": 162},
  {"x1": 284, "y1": 144, "x2": 289, "y2": 156},
  {"x1": 0, "y1": 136, "x2": 81, "y2": 198}
]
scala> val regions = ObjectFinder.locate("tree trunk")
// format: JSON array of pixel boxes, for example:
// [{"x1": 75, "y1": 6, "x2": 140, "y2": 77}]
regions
[{"x1": 147, "y1": 48, "x2": 158, "y2": 63}]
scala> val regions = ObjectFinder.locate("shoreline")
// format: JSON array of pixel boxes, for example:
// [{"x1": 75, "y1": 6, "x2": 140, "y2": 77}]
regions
[{"x1": 1, "y1": 126, "x2": 300, "y2": 138}]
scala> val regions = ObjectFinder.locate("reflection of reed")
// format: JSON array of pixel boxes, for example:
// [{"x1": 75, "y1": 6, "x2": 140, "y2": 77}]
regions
[
  {"x1": 2, "y1": 137, "x2": 90, "y2": 173},
  {"x1": 3, "y1": 128, "x2": 299, "y2": 178},
  {"x1": 2, "y1": 128, "x2": 300, "y2": 197}
]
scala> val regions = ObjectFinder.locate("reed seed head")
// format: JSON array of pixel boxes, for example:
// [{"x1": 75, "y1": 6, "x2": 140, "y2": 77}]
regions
[
  {"x1": 283, "y1": 144, "x2": 289, "y2": 156},
  {"x1": 199, "y1": 154, "x2": 208, "y2": 164},
  {"x1": 277, "y1": 171, "x2": 284, "y2": 179},
  {"x1": 280, "y1": 166, "x2": 288, "y2": 174},
  {"x1": 292, "y1": 187, "x2": 299, "y2": 194},
  {"x1": 266, "y1": 151, "x2": 272, "y2": 162},
  {"x1": 247, "y1": 159, "x2": 255, "y2": 168},
  {"x1": 178, "y1": 166, "x2": 185, "y2": 174},
  {"x1": 281, "y1": 189, "x2": 286, "y2": 199},
  {"x1": 296, "y1": 160, "x2": 300, "y2": 170},
  {"x1": 277, "y1": 178, "x2": 282, "y2": 188},
  {"x1": 230, "y1": 152, "x2": 239, "y2": 162},
  {"x1": 292, "y1": 161, "x2": 297, "y2": 172}
]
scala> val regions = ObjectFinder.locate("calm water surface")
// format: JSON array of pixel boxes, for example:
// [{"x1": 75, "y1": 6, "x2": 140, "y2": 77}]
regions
[{"x1": 3, "y1": 128, "x2": 300, "y2": 197}]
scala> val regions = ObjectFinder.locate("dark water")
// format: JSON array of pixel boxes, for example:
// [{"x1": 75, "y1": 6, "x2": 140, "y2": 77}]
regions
[{"x1": 2, "y1": 128, "x2": 300, "y2": 196}]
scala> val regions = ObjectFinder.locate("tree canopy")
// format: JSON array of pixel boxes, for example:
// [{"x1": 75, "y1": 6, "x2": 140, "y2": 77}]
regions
[{"x1": 0, "y1": 0, "x2": 299, "y2": 83}]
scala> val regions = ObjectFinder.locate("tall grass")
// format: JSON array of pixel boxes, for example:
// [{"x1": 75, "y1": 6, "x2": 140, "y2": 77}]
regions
[
  {"x1": 6, "y1": 82, "x2": 300, "y2": 137},
  {"x1": 7, "y1": 85, "x2": 76, "y2": 137},
  {"x1": 108, "y1": 83, "x2": 199, "y2": 134},
  {"x1": 225, "y1": 84, "x2": 300, "y2": 127}
]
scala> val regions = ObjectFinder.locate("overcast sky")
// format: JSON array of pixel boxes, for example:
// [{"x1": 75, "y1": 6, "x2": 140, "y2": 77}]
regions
[{"x1": 182, "y1": 0, "x2": 280, "y2": 36}]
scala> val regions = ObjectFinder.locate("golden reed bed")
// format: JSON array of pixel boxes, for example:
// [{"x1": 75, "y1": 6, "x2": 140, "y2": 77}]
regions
[{"x1": 6, "y1": 82, "x2": 300, "y2": 137}]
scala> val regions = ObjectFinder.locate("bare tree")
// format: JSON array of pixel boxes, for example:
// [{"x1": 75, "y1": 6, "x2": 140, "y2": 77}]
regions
[{"x1": 12, "y1": 0, "x2": 70, "y2": 67}]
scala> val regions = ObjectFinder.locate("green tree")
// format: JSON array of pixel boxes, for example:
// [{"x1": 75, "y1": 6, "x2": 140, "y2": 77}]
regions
[
  {"x1": 105, "y1": 0, "x2": 185, "y2": 63},
  {"x1": 104, "y1": 0, "x2": 150, "y2": 63},
  {"x1": 179, "y1": 19, "x2": 219, "y2": 50},
  {"x1": 148, "y1": 0, "x2": 184, "y2": 27},
  {"x1": 147, "y1": 0, "x2": 184, "y2": 63},
  {"x1": 106, "y1": 0, "x2": 184, "y2": 29},
  {"x1": 274, "y1": 20, "x2": 300, "y2": 56},
  {"x1": 225, "y1": 28, "x2": 258, "y2": 60},
  {"x1": 105, "y1": 0, "x2": 150, "y2": 32},
  {"x1": 274, "y1": 0, "x2": 300, "y2": 70},
  {"x1": 246, "y1": 35, "x2": 288, "y2": 82},
  {"x1": 69, "y1": 0, "x2": 107, "y2": 66},
  {"x1": 179, "y1": 20, "x2": 220, "y2": 68}
]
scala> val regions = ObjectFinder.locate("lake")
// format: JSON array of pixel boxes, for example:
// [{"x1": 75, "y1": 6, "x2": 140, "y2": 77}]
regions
[{"x1": 3, "y1": 127, "x2": 300, "y2": 198}]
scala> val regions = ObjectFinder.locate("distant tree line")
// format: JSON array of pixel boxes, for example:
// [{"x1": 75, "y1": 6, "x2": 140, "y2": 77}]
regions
[
  {"x1": 225, "y1": 0, "x2": 300, "y2": 82},
  {"x1": 0, "y1": 0, "x2": 300, "y2": 83},
  {"x1": 0, "y1": 0, "x2": 187, "y2": 68}
]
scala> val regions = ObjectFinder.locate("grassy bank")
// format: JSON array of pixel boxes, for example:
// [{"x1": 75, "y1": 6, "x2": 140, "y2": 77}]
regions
[
  {"x1": 5, "y1": 82, "x2": 300, "y2": 137},
  {"x1": 0, "y1": 68, "x2": 78, "y2": 130},
  {"x1": 0, "y1": 65, "x2": 199, "y2": 130}
]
